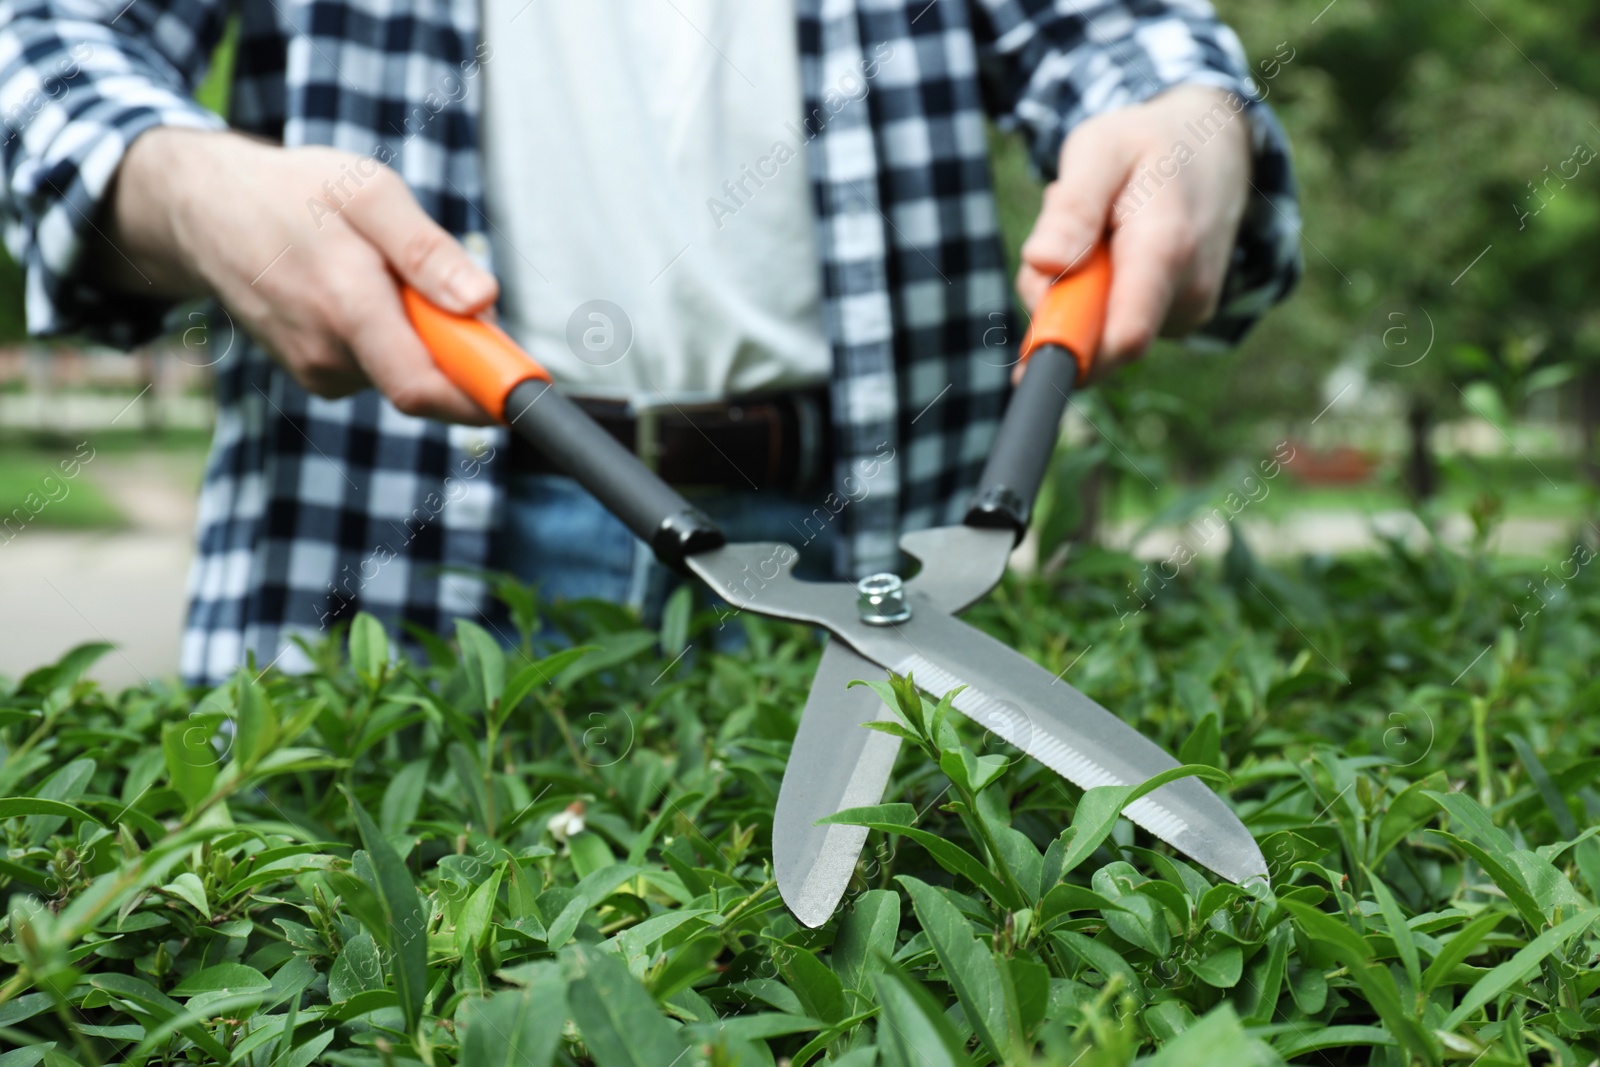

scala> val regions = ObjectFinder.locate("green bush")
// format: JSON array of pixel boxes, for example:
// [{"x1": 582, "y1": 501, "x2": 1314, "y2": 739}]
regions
[{"x1": 1, "y1": 530, "x2": 1598, "y2": 1066}]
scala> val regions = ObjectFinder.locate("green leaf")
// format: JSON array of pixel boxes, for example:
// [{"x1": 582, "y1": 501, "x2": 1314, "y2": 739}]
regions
[
  {"x1": 1279, "y1": 899, "x2": 1438, "y2": 1066},
  {"x1": 457, "y1": 618, "x2": 507, "y2": 713},
  {"x1": 1441, "y1": 907, "x2": 1599, "y2": 1030},
  {"x1": 822, "y1": 805, "x2": 1018, "y2": 908},
  {"x1": 611, "y1": 909, "x2": 716, "y2": 959},
  {"x1": 22, "y1": 758, "x2": 94, "y2": 845},
  {"x1": 1058, "y1": 764, "x2": 1225, "y2": 877},
  {"x1": 688, "y1": 1012, "x2": 825, "y2": 1043},
  {"x1": 1428, "y1": 830, "x2": 1546, "y2": 931},
  {"x1": 1037, "y1": 883, "x2": 1128, "y2": 929},
  {"x1": 86, "y1": 973, "x2": 230, "y2": 1062},
  {"x1": 129, "y1": 990, "x2": 269, "y2": 1062},
  {"x1": 871, "y1": 966, "x2": 973, "y2": 1067},
  {"x1": 1177, "y1": 712, "x2": 1221, "y2": 771},
  {"x1": 652, "y1": 932, "x2": 722, "y2": 1000},
  {"x1": 233, "y1": 672, "x2": 279, "y2": 768},
  {"x1": 1144, "y1": 999, "x2": 1195, "y2": 1042},
  {"x1": 500, "y1": 646, "x2": 596, "y2": 714},
  {"x1": 447, "y1": 741, "x2": 492, "y2": 832},
  {"x1": 1140, "y1": 1004, "x2": 1275, "y2": 1067},
  {"x1": 659, "y1": 584, "x2": 693, "y2": 659},
  {"x1": 900, "y1": 876, "x2": 1019, "y2": 1060},
  {"x1": 280, "y1": 1029, "x2": 336, "y2": 1067},
  {"x1": 1242, "y1": 921, "x2": 1292, "y2": 1025},
  {"x1": 1188, "y1": 945, "x2": 1243, "y2": 989},
  {"x1": 939, "y1": 748, "x2": 1008, "y2": 795},
  {"x1": 558, "y1": 630, "x2": 659, "y2": 686},
  {"x1": 543, "y1": 864, "x2": 640, "y2": 949},
  {"x1": 455, "y1": 865, "x2": 505, "y2": 959},
  {"x1": 568, "y1": 830, "x2": 615, "y2": 879},
  {"x1": 1507, "y1": 848, "x2": 1589, "y2": 919},
  {"x1": 988, "y1": 823, "x2": 1043, "y2": 905},
  {"x1": 169, "y1": 962, "x2": 270, "y2": 996},
  {"x1": 321, "y1": 988, "x2": 400, "y2": 1022},
  {"x1": 1275, "y1": 1026, "x2": 1397, "y2": 1058},
  {"x1": 1426, "y1": 789, "x2": 1514, "y2": 854},
  {"x1": 380, "y1": 759, "x2": 430, "y2": 839},
  {"x1": 774, "y1": 944, "x2": 847, "y2": 1024},
  {"x1": 349, "y1": 611, "x2": 390, "y2": 687},
  {"x1": 162, "y1": 872, "x2": 210, "y2": 919},
  {"x1": 0, "y1": 797, "x2": 101, "y2": 833},
  {"x1": 0, "y1": 994, "x2": 53, "y2": 1029},
  {"x1": 1364, "y1": 866, "x2": 1421, "y2": 995},
  {"x1": 328, "y1": 931, "x2": 386, "y2": 1002},
  {"x1": 563, "y1": 942, "x2": 687, "y2": 1067},
  {"x1": 18, "y1": 642, "x2": 110, "y2": 695},
  {"x1": 162, "y1": 721, "x2": 218, "y2": 811},
  {"x1": 850, "y1": 676, "x2": 924, "y2": 734},
  {"x1": 1372, "y1": 772, "x2": 1447, "y2": 865},
  {"x1": 820, "y1": 803, "x2": 916, "y2": 828},
  {"x1": 460, "y1": 961, "x2": 566, "y2": 1067},
  {"x1": 1092, "y1": 864, "x2": 1170, "y2": 957},
  {"x1": 1008, "y1": 955, "x2": 1049, "y2": 1036},
  {"x1": 1507, "y1": 734, "x2": 1579, "y2": 840},
  {"x1": 860, "y1": 719, "x2": 922, "y2": 744},
  {"x1": 1421, "y1": 909, "x2": 1505, "y2": 994},
  {"x1": 342, "y1": 786, "x2": 430, "y2": 1036},
  {"x1": 506, "y1": 857, "x2": 544, "y2": 921},
  {"x1": 833, "y1": 888, "x2": 900, "y2": 1002},
  {"x1": 1039, "y1": 833, "x2": 1070, "y2": 895},
  {"x1": 1051, "y1": 931, "x2": 1143, "y2": 999}
]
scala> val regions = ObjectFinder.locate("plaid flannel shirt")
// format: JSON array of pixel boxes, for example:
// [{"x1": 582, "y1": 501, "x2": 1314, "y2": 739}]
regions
[{"x1": 0, "y1": 0, "x2": 1300, "y2": 686}]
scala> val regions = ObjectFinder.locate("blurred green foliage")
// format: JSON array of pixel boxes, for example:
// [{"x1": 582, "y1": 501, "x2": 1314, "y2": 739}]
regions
[{"x1": 1142, "y1": 0, "x2": 1600, "y2": 466}]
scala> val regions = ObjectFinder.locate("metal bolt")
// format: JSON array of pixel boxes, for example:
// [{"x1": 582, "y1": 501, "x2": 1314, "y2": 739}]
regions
[{"x1": 856, "y1": 573, "x2": 911, "y2": 625}]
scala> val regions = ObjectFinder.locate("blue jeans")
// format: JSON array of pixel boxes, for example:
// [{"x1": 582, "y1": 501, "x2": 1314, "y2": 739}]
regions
[{"x1": 492, "y1": 473, "x2": 840, "y2": 625}]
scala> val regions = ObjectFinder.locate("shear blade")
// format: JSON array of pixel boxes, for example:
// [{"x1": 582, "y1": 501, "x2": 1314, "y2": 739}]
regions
[
  {"x1": 773, "y1": 640, "x2": 903, "y2": 928},
  {"x1": 693, "y1": 540, "x2": 1268, "y2": 922},
  {"x1": 855, "y1": 606, "x2": 1269, "y2": 887}
]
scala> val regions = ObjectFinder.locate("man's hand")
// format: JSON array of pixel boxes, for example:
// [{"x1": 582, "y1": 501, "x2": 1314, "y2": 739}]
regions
[
  {"x1": 1017, "y1": 85, "x2": 1252, "y2": 379},
  {"x1": 95, "y1": 128, "x2": 498, "y2": 424}
]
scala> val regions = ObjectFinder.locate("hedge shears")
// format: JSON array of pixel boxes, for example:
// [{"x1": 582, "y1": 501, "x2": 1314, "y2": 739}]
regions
[{"x1": 406, "y1": 248, "x2": 1267, "y2": 928}]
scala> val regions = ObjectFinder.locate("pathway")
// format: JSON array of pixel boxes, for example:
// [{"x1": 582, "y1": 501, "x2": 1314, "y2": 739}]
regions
[{"x1": 0, "y1": 453, "x2": 200, "y2": 689}]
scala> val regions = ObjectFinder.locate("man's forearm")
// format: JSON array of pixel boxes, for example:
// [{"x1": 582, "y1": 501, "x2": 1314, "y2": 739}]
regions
[{"x1": 88, "y1": 126, "x2": 226, "y2": 299}]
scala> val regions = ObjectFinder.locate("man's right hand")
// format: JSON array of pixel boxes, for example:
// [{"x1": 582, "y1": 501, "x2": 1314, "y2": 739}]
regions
[{"x1": 95, "y1": 128, "x2": 498, "y2": 425}]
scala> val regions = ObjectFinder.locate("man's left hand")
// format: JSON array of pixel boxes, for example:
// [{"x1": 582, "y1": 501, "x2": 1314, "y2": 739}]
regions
[{"x1": 1016, "y1": 85, "x2": 1253, "y2": 379}]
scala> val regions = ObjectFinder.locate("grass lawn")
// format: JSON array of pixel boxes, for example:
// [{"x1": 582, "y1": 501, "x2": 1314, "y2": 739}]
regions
[
  {"x1": 0, "y1": 428, "x2": 213, "y2": 531},
  {"x1": 0, "y1": 447, "x2": 123, "y2": 530}
]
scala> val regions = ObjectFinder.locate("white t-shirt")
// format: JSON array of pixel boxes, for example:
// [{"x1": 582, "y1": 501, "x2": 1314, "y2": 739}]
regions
[{"x1": 479, "y1": 0, "x2": 832, "y2": 403}]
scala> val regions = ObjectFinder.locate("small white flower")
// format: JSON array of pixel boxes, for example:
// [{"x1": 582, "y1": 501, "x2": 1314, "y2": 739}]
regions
[{"x1": 547, "y1": 801, "x2": 586, "y2": 843}]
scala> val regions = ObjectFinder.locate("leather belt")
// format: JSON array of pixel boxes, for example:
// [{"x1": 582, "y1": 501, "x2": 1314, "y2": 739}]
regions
[{"x1": 508, "y1": 387, "x2": 831, "y2": 493}]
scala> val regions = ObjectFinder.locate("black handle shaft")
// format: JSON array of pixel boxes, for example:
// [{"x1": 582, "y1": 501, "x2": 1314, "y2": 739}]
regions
[
  {"x1": 963, "y1": 344, "x2": 1078, "y2": 538},
  {"x1": 504, "y1": 380, "x2": 726, "y2": 569}
]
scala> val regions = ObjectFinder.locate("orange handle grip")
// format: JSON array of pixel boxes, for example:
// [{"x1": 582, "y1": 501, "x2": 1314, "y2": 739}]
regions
[
  {"x1": 1018, "y1": 242, "x2": 1112, "y2": 383},
  {"x1": 402, "y1": 286, "x2": 549, "y2": 421}
]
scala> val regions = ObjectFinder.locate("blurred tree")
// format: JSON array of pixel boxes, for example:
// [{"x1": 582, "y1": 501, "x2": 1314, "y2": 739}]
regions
[
  {"x1": 0, "y1": 243, "x2": 26, "y2": 343},
  {"x1": 1212, "y1": 0, "x2": 1600, "y2": 489}
]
